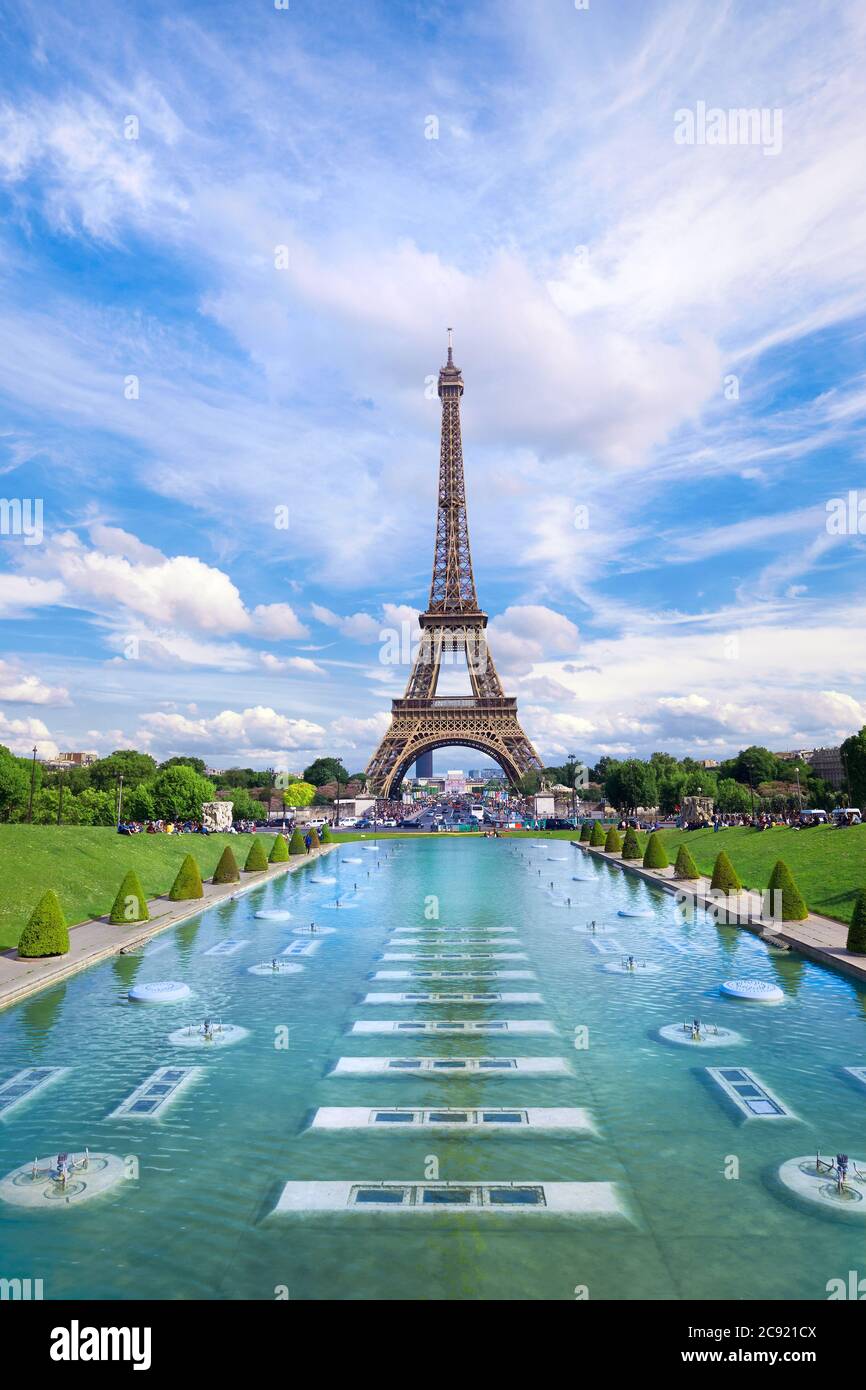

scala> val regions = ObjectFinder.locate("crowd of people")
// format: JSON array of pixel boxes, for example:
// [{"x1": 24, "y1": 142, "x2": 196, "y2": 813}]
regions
[{"x1": 117, "y1": 819, "x2": 213, "y2": 836}]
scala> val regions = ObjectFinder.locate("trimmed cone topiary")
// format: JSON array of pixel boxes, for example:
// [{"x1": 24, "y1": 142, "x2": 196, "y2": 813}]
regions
[
  {"x1": 18, "y1": 889, "x2": 70, "y2": 958},
  {"x1": 643, "y1": 832, "x2": 669, "y2": 871},
  {"x1": 169, "y1": 854, "x2": 204, "y2": 901},
  {"x1": 319, "y1": 824, "x2": 332, "y2": 843},
  {"x1": 244, "y1": 838, "x2": 269, "y2": 872},
  {"x1": 846, "y1": 888, "x2": 866, "y2": 954},
  {"x1": 579, "y1": 822, "x2": 592, "y2": 842},
  {"x1": 620, "y1": 828, "x2": 642, "y2": 859},
  {"x1": 604, "y1": 826, "x2": 622, "y2": 853},
  {"x1": 674, "y1": 843, "x2": 700, "y2": 880},
  {"x1": 307, "y1": 827, "x2": 321, "y2": 850},
  {"x1": 767, "y1": 859, "x2": 808, "y2": 921},
  {"x1": 589, "y1": 821, "x2": 606, "y2": 847},
  {"x1": 269, "y1": 834, "x2": 289, "y2": 863},
  {"x1": 212, "y1": 845, "x2": 240, "y2": 884},
  {"x1": 710, "y1": 850, "x2": 741, "y2": 894},
  {"x1": 109, "y1": 869, "x2": 150, "y2": 924},
  {"x1": 288, "y1": 829, "x2": 306, "y2": 856}
]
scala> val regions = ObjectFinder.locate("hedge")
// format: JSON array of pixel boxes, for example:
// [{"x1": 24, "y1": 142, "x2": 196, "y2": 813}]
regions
[
  {"x1": 319, "y1": 824, "x2": 332, "y2": 843},
  {"x1": 307, "y1": 827, "x2": 321, "y2": 850},
  {"x1": 604, "y1": 827, "x2": 622, "y2": 853},
  {"x1": 579, "y1": 822, "x2": 592, "y2": 842},
  {"x1": 589, "y1": 821, "x2": 606, "y2": 847},
  {"x1": 169, "y1": 854, "x2": 204, "y2": 901},
  {"x1": 109, "y1": 869, "x2": 150, "y2": 924},
  {"x1": 212, "y1": 846, "x2": 240, "y2": 884},
  {"x1": 269, "y1": 833, "x2": 289, "y2": 863},
  {"x1": 244, "y1": 838, "x2": 269, "y2": 872},
  {"x1": 710, "y1": 850, "x2": 741, "y2": 894},
  {"x1": 847, "y1": 889, "x2": 866, "y2": 954},
  {"x1": 767, "y1": 859, "x2": 808, "y2": 922},
  {"x1": 288, "y1": 829, "x2": 306, "y2": 856},
  {"x1": 643, "y1": 832, "x2": 669, "y2": 870},
  {"x1": 17, "y1": 889, "x2": 70, "y2": 958},
  {"x1": 620, "y1": 828, "x2": 642, "y2": 859},
  {"x1": 674, "y1": 844, "x2": 700, "y2": 880}
]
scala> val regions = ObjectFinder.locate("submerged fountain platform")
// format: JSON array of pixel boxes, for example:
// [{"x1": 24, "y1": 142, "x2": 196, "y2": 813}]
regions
[
  {"x1": 128, "y1": 980, "x2": 192, "y2": 1004},
  {"x1": 248, "y1": 961, "x2": 304, "y2": 976},
  {"x1": 168, "y1": 1021, "x2": 249, "y2": 1048},
  {"x1": 720, "y1": 979, "x2": 784, "y2": 1003},
  {"x1": 0, "y1": 1153, "x2": 129, "y2": 1208},
  {"x1": 331, "y1": 1056, "x2": 570, "y2": 1076},
  {"x1": 310, "y1": 1106, "x2": 596, "y2": 1133},
  {"x1": 658, "y1": 1022, "x2": 742, "y2": 1047},
  {"x1": 272, "y1": 1179, "x2": 628, "y2": 1217},
  {"x1": 777, "y1": 1155, "x2": 866, "y2": 1219},
  {"x1": 350, "y1": 1019, "x2": 556, "y2": 1035}
]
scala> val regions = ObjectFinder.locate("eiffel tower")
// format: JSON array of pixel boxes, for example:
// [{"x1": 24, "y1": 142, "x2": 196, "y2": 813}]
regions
[{"x1": 365, "y1": 331, "x2": 544, "y2": 797}]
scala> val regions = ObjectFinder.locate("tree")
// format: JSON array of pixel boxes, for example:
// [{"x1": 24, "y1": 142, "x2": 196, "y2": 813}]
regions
[
  {"x1": 589, "y1": 756, "x2": 619, "y2": 784},
  {"x1": 517, "y1": 770, "x2": 541, "y2": 796},
  {"x1": 605, "y1": 760, "x2": 658, "y2": 815},
  {"x1": 841, "y1": 727, "x2": 866, "y2": 809},
  {"x1": 620, "y1": 828, "x2": 642, "y2": 859},
  {"x1": 590, "y1": 820, "x2": 606, "y2": 847},
  {"x1": 730, "y1": 746, "x2": 778, "y2": 788},
  {"x1": 159, "y1": 756, "x2": 208, "y2": 776},
  {"x1": 711, "y1": 851, "x2": 741, "y2": 894},
  {"x1": 244, "y1": 838, "x2": 269, "y2": 872},
  {"x1": 89, "y1": 750, "x2": 157, "y2": 792},
  {"x1": 0, "y1": 745, "x2": 30, "y2": 820},
  {"x1": 212, "y1": 846, "x2": 240, "y2": 884},
  {"x1": 269, "y1": 833, "x2": 289, "y2": 863},
  {"x1": 18, "y1": 890, "x2": 70, "y2": 956},
  {"x1": 715, "y1": 778, "x2": 752, "y2": 814},
  {"x1": 124, "y1": 783, "x2": 155, "y2": 822},
  {"x1": 643, "y1": 832, "x2": 669, "y2": 870},
  {"x1": 303, "y1": 757, "x2": 349, "y2": 788},
  {"x1": 307, "y1": 827, "x2": 321, "y2": 850},
  {"x1": 604, "y1": 826, "x2": 622, "y2": 853},
  {"x1": 169, "y1": 854, "x2": 204, "y2": 901},
  {"x1": 288, "y1": 829, "x2": 306, "y2": 855},
  {"x1": 846, "y1": 889, "x2": 866, "y2": 954},
  {"x1": 579, "y1": 822, "x2": 592, "y2": 842},
  {"x1": 674, "y1": 844, "x2": 700, "y2": 879},
  {"x1": 149, "y1": 765, "x2": 216, "y2": 821},
  {"x1": 75, "y1": 787, "x2": 116, "y2": 826},
  {"x1": 320, "y1": 824, "x2": 333, "y2": 843},
  {"x1": 228, "y1": 788, "x2": 265, "y2": 821},
  {"x1": 283, "y1": 780, "x2": 316, "y2": 808},
  {"x1": 109, "y1": 870, "x2": 150, "y2": 924},
  {"x1": 767, "y1": 860, "x2": 808, "y2": 921}
]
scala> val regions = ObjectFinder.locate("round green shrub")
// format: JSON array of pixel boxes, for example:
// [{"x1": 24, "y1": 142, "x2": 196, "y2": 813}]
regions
[
  {"x1": 307, "y1": 827, "x2": 321, "y2": 850},
  {"x1": 767, "y1": 859, "x2": 808, "y2": 922},
  {"x1": 674, "y1": 844, "x2": 700, "y2": 880},
  {"x1": 620, "y1": 828, "x2": 642, "y2": 859},
  {"x1": 288, "y1": 829, "x2": 306, "y2": 856},
  {"x1": 17, "y1": 889, "x2": 70, "y2": 958},
  {"x1": 169, "y1": 854, "x2": 204, "y2": 901},
  {"x1": 244, "y1": 838, "x2": 269, "y2": 872},
  {"x1": 579, "y1": 822, "x2": 592, "y2": 842},
  {"x1": 319, "y1": 824, "x2": 332, "y2": 843},
  {"x1": 212, "y1": 846, "x2": 239, "y2": 884},
  {"x1": 604, "y1": 827, "x2": 622, "y2": 853},
  {"x1": 710, "y1": 850, "x2": 741, "y2": 894},
  {"x1": 643, "y1": 832, "x2": 669, "y2": 871},
  {"x1": 109, "y1": 869, "x2": 150, "y2": 924},
  {"x1": 846, "y1": 888, "x2": 866, "y2": 954},
  {"x1": 269, "y1": 833, "x2": 289, "y2": 863},
  {"x1": 589, "y1": 821, "x2": 606, "y2": 847}
]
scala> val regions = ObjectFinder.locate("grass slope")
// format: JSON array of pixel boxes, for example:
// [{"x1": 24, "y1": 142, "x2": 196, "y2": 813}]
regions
[
  {"x1": 658, "y1": 824, "x2": 866, "y2": 925},
  {"x1": 0, "y1": 826, "x2": 280, "y2": 951}
]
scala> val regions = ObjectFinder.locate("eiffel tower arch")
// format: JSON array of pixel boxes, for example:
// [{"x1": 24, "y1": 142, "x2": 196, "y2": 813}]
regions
[{"x1": 366, "y1": 332, "x2": 544, "y2": 798}]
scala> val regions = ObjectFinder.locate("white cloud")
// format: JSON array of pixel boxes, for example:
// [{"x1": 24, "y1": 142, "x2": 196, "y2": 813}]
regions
[
  {"x1": 0, "y1": 711, "x2": 59, "y2": 759},
  {"x1": 0, "y1": 660, "x2": 69, "y2": 705}
]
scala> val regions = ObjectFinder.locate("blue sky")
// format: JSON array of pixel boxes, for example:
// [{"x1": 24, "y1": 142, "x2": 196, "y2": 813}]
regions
[{"x1": 1, "y1": 0, "x2": 865, "y2": 772}]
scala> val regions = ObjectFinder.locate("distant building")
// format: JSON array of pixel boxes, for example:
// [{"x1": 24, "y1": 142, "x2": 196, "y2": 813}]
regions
[
  {"x1": 444, "y1": 769, "x2": 467, "y2": 794},
  {"x1": 414, "y1": 751, "x2": 433, "y2": 777},
  {"x1": 774, "y1": 746, "x2": 843, "y2": 791},
  {"x1": 59, "y1": 751, "x2": 98, "y2": 766},
  {"x1": 698, "y1": 759, "x2": 719, "y2": 769}
]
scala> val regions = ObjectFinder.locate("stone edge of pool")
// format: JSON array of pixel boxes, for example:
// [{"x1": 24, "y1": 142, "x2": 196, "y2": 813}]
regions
[
  {"x1": 577, "y1": 841, "x2": 866, "y2": 987},
  {"x1": 0, "y1": 843, "x2": 337, "y2": 1014}
]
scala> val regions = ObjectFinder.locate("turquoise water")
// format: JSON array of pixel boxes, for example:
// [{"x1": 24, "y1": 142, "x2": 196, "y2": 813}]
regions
[{"x1": 1, "y1": 838, "x2": 864, "y2": 1301}]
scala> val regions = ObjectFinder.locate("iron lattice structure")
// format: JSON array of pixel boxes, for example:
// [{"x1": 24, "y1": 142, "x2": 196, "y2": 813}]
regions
[{"x1": 365, "y1": 332, "x2": 544, "y2": 797}]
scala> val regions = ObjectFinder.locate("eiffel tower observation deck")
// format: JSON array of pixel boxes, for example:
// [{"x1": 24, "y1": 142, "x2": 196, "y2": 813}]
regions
[{"x1": 365, "y1": 332, "x2": 544, "y2": 797}]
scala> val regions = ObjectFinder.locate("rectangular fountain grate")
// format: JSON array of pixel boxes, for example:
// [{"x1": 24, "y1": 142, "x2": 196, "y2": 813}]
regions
[
  {"x1": 282, "y1": 940, "x2": 323, "y2": 956},
  {"x1": 330, "y1": 1056, "x2": 570, "y2": 1075},
  {"x1": 392, "y1": 927, "x2": 515, "y2": 935},
  {"x1": 844, "y1": 1066, "x2": 866, "y2": 1089},
  {"x1": 350, "y1": 1019, "x2": 557, "y2": 1035},
  {"x1": 706, "y1": 1067, "x2": 795, "y2": 1120},
  {"x1": 371, "y1": 970, "x2": 535, "y2": 981},
  {"x1": 381, "y1": 953, "x2": 528, "y2": 961},
  {"x1": 585, "y1": 937, "x2": 624, "y2": 954},
  {"x1": 362, "y1": 992, "x2": 544, "y2": 1005},
  {"x1": 0, "y1": 1066, "x2": 68, "y2": 1117},
  {"x1": 311, "y1": 1106, "x2": 595, "y2": 1131},
  {"x1": 204, "y1": 939, "x2": 248, "y2": 956},
  {"x1": 108, "y1": 1066, "x2": 200, "y2": 1120},
  {"x1": 273, "y1": 1180, "x2": 626, "y2": 1217}
]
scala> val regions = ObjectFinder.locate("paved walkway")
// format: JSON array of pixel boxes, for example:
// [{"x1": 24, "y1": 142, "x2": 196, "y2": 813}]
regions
[
  {"x1": 574, "y1": 842, "x2": 866, "y2": 985},
  {"x1": 0, "y1": 844, "x2": 335, "y2": 1013}
]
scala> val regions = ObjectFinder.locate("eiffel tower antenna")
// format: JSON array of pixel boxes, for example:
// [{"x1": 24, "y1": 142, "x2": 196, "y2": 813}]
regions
[{"x1": 365, "y1": 333, "x2": 544, "y2": 796}]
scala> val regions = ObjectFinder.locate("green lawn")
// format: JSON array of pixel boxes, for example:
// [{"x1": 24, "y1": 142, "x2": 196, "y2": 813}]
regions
[
  {"x1": 0, "y1": 826, "x2": 281, "y2": 951},
  {"x1": 655, "y1": 823, "x2": 866, "y2": 925}
]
